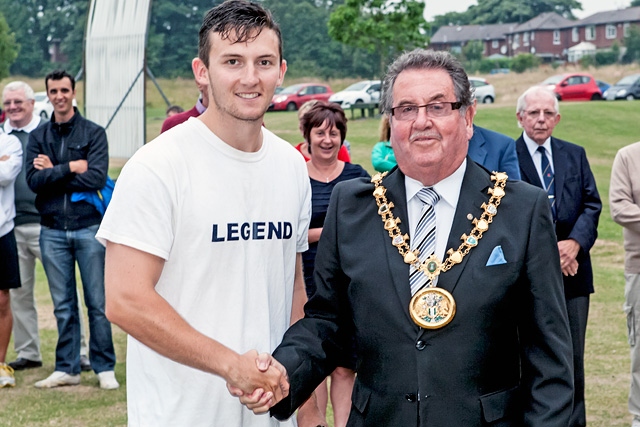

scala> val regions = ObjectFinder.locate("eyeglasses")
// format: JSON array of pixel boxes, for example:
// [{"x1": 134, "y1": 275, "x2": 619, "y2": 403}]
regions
[
  {"x1": 2, "y1": 100, "x2": 25, "y2": 107},
  {"x1": 524, "y1": 109, "x2": 557, "y2": 120},
  {"x1": 390, "y1": 102, "x2": 463, "y2": 121}
]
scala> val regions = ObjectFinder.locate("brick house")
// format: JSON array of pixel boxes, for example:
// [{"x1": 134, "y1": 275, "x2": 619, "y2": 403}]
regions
[
  {"x1": 430, "y1": 23, "x2": 516, "y2": 57},
  {"x1": 507, "y1": 12, "x2": 574, "y2": 61},
  {"x1": 428, "y1": 6, "x2": 640, "y2": 62},
  {"x1": 566, "y1": 6, "x2": 640, "y2": 52}
]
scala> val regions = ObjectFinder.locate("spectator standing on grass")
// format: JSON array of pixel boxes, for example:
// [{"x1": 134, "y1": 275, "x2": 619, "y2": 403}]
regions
[
  {"x1": 98, "y1": 1, "x2": 325, "y2": 426},
  {"x1": 26, "y1": 70, "x2": 118, "y2": 390},
  {"x1": 2, "y1": 81, "x2": 91, "y2": 373},
  {"x1": 0, "y1": 128, "x2": 22, "y2": 388},
  {"x1": 515, "y1": 86, "x2": 601, "y2": 427},
  {"x1": 371, "y1": 115, "x2": 395, "y2": 172},
  {"x1": 610, "y1": 141, "x2": 640, "y2": 427}
]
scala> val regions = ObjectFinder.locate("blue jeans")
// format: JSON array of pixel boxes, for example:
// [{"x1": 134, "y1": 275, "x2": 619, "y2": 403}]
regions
[{"x1": 40, "y1": 225, "x2": 115, "y2": 374}]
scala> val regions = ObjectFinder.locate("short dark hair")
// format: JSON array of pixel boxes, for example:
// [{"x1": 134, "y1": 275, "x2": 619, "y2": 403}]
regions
[
  {"x1": 166, "y1": 105, "x2": 184, "y2": 115},
  {"x1": 198, "y1": 0, "x2": 282, "y2": 68},
  {"x1": 300, "y1": 101, "x2": 347, "y2": 149},
  {"x1": 45, "y1": 70, "x2": 76, "y2": 91},
  {"x1": 380, "y1": 49, "x2": 472, "y2": 115}
]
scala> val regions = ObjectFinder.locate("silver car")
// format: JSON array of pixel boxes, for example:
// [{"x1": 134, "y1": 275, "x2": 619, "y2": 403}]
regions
[{"x1": 469, "y1": 77, "x2": 495, "y2": 104}]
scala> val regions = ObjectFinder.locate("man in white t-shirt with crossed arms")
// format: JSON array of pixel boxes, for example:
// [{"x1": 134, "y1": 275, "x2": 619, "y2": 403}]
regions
[{"x1": 97, "y1": 1, "x2": 319, "y2": 425}]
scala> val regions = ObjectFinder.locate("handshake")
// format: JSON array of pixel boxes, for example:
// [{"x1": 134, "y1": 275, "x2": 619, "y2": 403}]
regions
[{"x1": 226, "y1": 350, "x2": 289, "y2": 414}]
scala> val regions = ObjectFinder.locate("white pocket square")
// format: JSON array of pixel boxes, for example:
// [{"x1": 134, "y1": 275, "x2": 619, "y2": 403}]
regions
[{"x1": 486, "y1": 245, "x2": 507, "y2": 266}]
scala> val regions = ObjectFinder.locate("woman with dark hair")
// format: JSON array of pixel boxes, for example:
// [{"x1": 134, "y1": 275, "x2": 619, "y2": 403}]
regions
[{"x1": 300, "y1": 101, "x2": 369, "y2": 427}]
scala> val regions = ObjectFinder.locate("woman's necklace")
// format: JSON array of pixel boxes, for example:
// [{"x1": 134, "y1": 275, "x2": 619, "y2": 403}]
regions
[{"x1": 309, "y1": 161, "x2": 341, "y2": 183}]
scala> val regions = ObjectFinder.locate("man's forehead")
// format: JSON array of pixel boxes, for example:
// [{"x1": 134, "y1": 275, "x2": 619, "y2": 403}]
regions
[
  {"x1": 48, "y1": 78, "x2": 73, "y2": 90},
  {"x1": 4, "y1": 89, "x2": 27, "y2": 100},
  {"x1": 209, "y1": 28, "x2": 279, "y2": 56},
  {"x1": 394, "y1": 68, "x2": 454, "y2": 99}
]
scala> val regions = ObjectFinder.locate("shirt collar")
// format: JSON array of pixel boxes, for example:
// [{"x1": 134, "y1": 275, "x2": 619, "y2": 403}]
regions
[
  {"x1": 195, "y1": 97, "x2": 206, "y2": 114},
  {"x1": 405, "y1": 159, "x2": 467, "y2": 210},
  {"x1": 522, "y1": 132, "x2": 552, "y2": 157},
  {"x1": 4, "y1": 114, "x2": 41, "y2": 134}
]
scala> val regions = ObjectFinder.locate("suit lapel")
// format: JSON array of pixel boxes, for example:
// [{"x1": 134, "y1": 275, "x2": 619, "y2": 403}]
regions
[
  {"x1": 550, "y1": 137, "x2": 567, "y2": 210},
  {"x1": 378, "y1": 168, "x2": 415, "y2": 325},
  {"x1": 515, "y1": 135, "x2": 543, "y2": 188},
  {"x1": 438, "y1": 159, "x2": 492, "y2": 295}
]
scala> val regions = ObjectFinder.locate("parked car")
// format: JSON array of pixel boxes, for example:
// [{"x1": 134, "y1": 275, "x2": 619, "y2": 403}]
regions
[
  {"x1": 34, "y1": 91, "x2": 78, "y2": 119},
  {"x1": 603, "y1": 73, "x2": 640, "y2": 101},
  {"x1": 34, "y1": 91, "x2": 54, "y2": 119},
  {"x1": 274, "y1": 86, "x2": 284, "y2": 94},
  {"x1": 596, "y1": 80, "x2": 611, "y2": 94},
  {"x1": 328, "y1": 80, "x2": 381, "y2": 109},
  {"x1": 469, "y1": 77, "x2": 495, "y2": 104},
  {"x1": 269, "y1": 83, "x2": 333, "y2": 111},
  {"x1": 540, "y1": 73, "x2": 602, "y2": 101}
]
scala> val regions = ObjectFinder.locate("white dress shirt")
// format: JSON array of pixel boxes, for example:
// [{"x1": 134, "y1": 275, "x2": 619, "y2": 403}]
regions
[
  {"x1": 405, "y1": 159, "x2": 466, "y2": 264},
  {"x1": 522, "y1": 132, "x2": 554, "y2": 187}
]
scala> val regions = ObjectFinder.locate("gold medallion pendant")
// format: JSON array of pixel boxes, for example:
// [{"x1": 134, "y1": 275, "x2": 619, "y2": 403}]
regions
[
  {"x1": 409, "y1": 287, "x2": 456, "y2": 329},
  {"x1": 371, "y1": 170, "x2": 508, "y2": 330}
]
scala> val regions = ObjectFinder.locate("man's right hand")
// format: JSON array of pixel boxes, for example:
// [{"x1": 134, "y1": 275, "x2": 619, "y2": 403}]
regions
[
  {"x1": 225, "y1": 350, "x2": 289, "y2": 413},
  {"x1": 69, "y1": 159, "x2": 88, "y2": 174}
]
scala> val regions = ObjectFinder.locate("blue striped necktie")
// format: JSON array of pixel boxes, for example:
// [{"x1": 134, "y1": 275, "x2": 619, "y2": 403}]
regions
[
  {"x1": 409, "y1": 187, "x2": 440, "y2": 296},
  {"x1": 537, "y1": 146, "x2": 556, "y2": 219}
]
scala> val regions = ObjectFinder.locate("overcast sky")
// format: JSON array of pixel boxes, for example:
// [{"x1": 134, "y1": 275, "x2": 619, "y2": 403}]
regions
[{"x1": 423, "y1": 0, "x2": 633, "y2": 21}]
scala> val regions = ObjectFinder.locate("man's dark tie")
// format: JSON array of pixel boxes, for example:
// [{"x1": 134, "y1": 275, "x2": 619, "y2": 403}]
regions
[
  {"x1": 409, "y1": 187, "x2": 440, "y2": 296},
  {"x1": 537, "y1": 146, "x2": 556, "y2": 219}
]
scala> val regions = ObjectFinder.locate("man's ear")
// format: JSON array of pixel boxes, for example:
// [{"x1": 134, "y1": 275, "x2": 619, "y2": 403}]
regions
[
  {"x1": 192, "y1": 57, "x2": 209, "y2": 88},
  {"x1": 277, "y1": 59, "x2": 287, "y2": 87}
]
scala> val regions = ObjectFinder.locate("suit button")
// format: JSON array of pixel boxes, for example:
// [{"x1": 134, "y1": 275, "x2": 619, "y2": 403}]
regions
[
  {"x1": 405, "y1": 393, "x2": 417, "y2": 402},
  {"x1": 415, "y1": 340, "x2": 426, "y2": 351}
]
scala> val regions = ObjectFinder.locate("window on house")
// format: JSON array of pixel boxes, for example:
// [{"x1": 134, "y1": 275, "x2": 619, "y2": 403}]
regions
[
  {"x1": 586, "y1": 26, "x2": 596, "y2": 41},
  {"x1": 606, "y1": 25, "x2": 617, "y2": 39},
  {"x1": 624, "y1": 23, "x2": 630, "y2": 37},
  {"x1": 492, "y1": 40, "x2": 498, "y2": 48},
  {"x1": 572, "y1": 27, "x2": 579, "y2": 42},
  {"x1": 524, "y1": 32, "x2": 529, "y2": 46},
  {"x1": 531, "y1": 31, "x2": 535, "y2": 40},
  {"x1": 553, "y1": 30, "x2": 560, "y2": 45}
]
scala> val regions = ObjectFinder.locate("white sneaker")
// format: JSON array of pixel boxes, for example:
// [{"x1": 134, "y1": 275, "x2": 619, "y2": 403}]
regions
[
  {"x1": 35, "y1": 371, "x2": 80, "y2": 388},
  {"x1": 97, "y1": 371, "x2": 119, "y2": 390},
  {"x1": 0, "y1": 363, "x2": 15, "y2": 388}
]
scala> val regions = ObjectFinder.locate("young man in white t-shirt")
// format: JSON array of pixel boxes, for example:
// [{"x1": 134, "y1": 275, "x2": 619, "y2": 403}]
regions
[{"x1": 97, "y1": 1, "x2": 322, "y2": 425}]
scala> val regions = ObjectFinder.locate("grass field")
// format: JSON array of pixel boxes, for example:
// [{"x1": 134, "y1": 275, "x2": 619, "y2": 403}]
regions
[{"x1": 1, "y1": 70, "x2": 639, "y2": 425}]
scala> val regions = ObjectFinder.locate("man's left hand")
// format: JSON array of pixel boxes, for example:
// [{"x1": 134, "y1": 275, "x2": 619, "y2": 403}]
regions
[
  {"x1": 33, "y1": 154, "x2": 53, "y2": 170},
  {"x1": 558, "y1": 239, "x2": 580, "y2": 276}
]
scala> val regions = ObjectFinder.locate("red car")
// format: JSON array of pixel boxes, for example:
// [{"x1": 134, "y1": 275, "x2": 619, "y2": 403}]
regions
[
  {"x1": 269, "y1": 83, "x2": 333, "y2": 111},
  {"x1": 540, "y1": 73, "x2": 602, "y2": 101}
]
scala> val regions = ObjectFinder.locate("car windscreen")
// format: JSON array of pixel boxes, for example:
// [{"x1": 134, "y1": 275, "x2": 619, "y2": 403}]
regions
[
  {"x1": 279, "y1": 84, "x2": 303, "y2": 94},
  {"x1": 541, "y1": 76, "x2": 564, "y2": 85},
  {"x1": 344, "y1": 82, "x2": 368, "y2": 91},
  {"x1": 615, "y1": 75, "x2": 640, "y2": 86}
]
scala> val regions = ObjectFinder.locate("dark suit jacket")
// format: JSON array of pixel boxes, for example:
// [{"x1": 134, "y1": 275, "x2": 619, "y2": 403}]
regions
[
  {"x1": 468, "y1": 125, "x2": 521, "y2": 180},
  {"x1": 272, "y1": 159, "x2": 573, "y2": 427},
  {"x1": 516, "y1": 135, "x2": 602, "y2": 298}
]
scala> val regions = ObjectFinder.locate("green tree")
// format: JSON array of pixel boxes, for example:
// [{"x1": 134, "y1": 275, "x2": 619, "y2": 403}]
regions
[
  {"x1": 623, "y1": 25, "x2": 640, "y2": 64},
  {"x1": 147, "y1": 0, "x2": 222, "y2": 78},
  {"x1": 0, "y1": 12, "x2": 18, "y2": 80},
  {"x1": 510, "y1": 53, "x2": 540, "y2": 73},
  {"x1": 631, "y1": 0, "x2": 640, "y2": 6},
  {"x1": 0, "y1": 0, "x2": 86, "y2": 77},
  {"x1": 265, "y1": 0, "x2": 378, "y2": 79},
  {"x1": 432, "y1": 0, "x2": 582, "y2": 25},
  {"x1": 328, "y1": 0, "x2": 428, "y2": 77}
]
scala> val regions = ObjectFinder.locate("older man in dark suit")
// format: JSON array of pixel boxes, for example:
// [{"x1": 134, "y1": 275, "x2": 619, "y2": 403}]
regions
[
  {"x1": 515, "y1": 86, "x2": 601, "y2": 427},
  {"x1": 232, "y1": 50, "x2": 574, "y2": 426}
]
